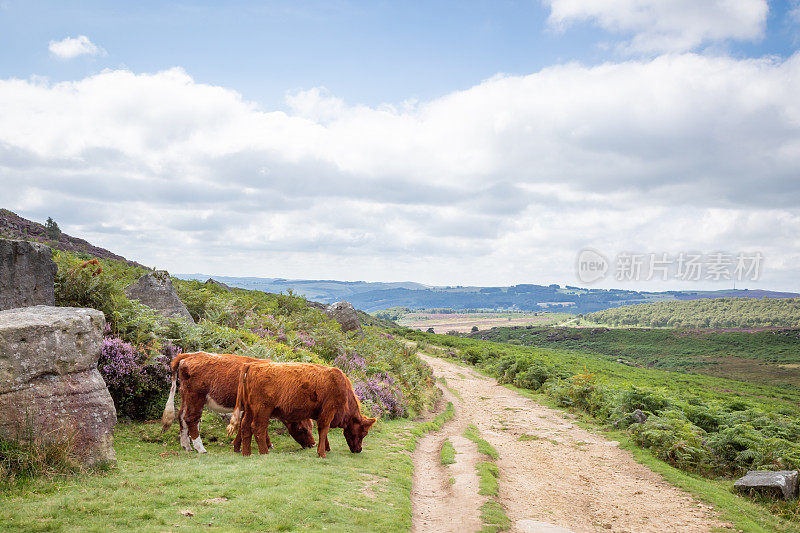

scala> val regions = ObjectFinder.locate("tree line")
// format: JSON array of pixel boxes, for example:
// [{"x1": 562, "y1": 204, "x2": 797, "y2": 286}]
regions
[{"x1": 587, "y1": 297, "x2": 800, "y2": 328}]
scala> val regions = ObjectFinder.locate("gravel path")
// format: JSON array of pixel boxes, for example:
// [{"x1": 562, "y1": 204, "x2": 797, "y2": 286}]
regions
[{"x1": 411, "y1": 353, "x2": 732, "y2": 533}]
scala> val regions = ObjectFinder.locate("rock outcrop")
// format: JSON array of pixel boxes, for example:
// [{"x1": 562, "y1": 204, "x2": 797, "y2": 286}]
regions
[
  {"x1": 0, "y1": 306, "x2": 117, "y2": 465},
  {"x1": 0, "y1": 209, "x2": 145, "y2": 268},
  {"x1": 0, "y1": 239, "x2": 57, "y2": 311},
  {"x1": 734, "y1": 470, "x2": 799, "y2": 500},
  {"x1": 325, "y1": 301, "x2": 362, "y2": 333},
  {"x1": 125, "y1": 270, "x2": 194, "y2": 323},
  {"x1": 205, "y1": 278, "x2": 232, "y2": 292}
]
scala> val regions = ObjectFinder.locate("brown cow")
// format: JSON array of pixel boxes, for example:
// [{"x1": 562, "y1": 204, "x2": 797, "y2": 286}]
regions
[
  {"x1": 161, "y1": 352, "x2": 315, "y2": 453},
  {"x1": 226, "y1": 362, "x2": 376, "y2": 458}
]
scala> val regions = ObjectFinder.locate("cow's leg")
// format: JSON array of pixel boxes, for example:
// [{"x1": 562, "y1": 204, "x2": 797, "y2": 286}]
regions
[
  {"x1": 253, "y1": 407, "x2": 274, "y2": 455},
  {"x1": 178, "y1": 404, "x2": 191, "y2": 452},
  {"x1": 325, "y1": 436, "x2": 330, "y2": 452},
  {"x1": 235, "y1": 407, "x2": 253, "y2": 454},
  {"x1": 316, "y1": 413, "x2": 334, "y2": 458},
  {"x1": 241, "y1": 406, "x2": 254, "y2": 456},
  {"x1": 191, "y1": 420, "x2": 207, "y2": 454},
  {"x1": 184, "y1": 397, "x2": 206, "y2": 454},
  {"x1": 233, "y1": 425, "x2": 242, "y2": 453}
]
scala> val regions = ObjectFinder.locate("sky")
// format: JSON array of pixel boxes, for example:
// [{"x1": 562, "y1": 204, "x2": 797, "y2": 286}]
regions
[{"x1": 1, "y1": 0, "x2": 799, "y2": 291}]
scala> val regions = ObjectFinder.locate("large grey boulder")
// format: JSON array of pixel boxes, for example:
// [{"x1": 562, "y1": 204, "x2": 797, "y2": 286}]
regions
[
  {"x1": 325, "y1": 301, "x2": 362, "y2": 333},
  {"x1": 734, "y1": 470, "x2": 798, "y2": 500},
  {"x1": 0, "y1": 239, "x2": 57, "y2": 311},
  {"x1": 125, "y1": 270, "x2": 194, "y2": 323},
  {"x1": 204, "y1": 278, "x2": 231, "y2": 292},
  {"x1": 0, "y1": 306, "x2": 116, "y2": 466}
]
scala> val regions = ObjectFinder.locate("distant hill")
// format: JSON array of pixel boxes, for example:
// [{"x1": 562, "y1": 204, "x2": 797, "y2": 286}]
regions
[
  {"x1": 586, "y1": 297, "x2": 800, "y2": 328},
  {"x1": 175, "y1": 274, "x2": 799, "y2": 314},
  {"x1": 0, "y1": 209, "x2": 145, "y2": 268},
  {"x1": 177, "y1": 274, "x2": 428, "y2": 304},
  {"x1": 5, "y1": 209, "x2": 796, "y2": 315}
]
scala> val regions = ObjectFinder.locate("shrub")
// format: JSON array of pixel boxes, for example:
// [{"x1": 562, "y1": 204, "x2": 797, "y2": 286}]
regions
[
  {"x1": 352, "y1": 373, "x2": 405, "y2": 419},
  {"x1": 98, "y1": 335, "x2": 171, "y2": 420},
  {"x1": 334, "y1": 352, "x2": 406, "y2": 418},
  {"x1": 631, "y1": 412, "x2": 710, "y2": 472},
  {"x1": 546, "y1": 372, "x2": 610, "y2": 418},
  {"x1": 615, "y1": 387, "x2": 671, "y2": 415}
]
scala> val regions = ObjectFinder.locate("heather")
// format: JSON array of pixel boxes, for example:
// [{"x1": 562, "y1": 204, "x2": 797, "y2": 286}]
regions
[{"x1": 52, "y1": 250, "x2": 434, "y2": 421}]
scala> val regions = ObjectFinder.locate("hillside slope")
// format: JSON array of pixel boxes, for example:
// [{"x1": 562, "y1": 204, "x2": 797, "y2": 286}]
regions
[
  {"x1": 0, "y1": 209, "x2": 145, "y2": 268},
  {"x1": 587, "y1": 297, "x2": 800, "y2": 328}
]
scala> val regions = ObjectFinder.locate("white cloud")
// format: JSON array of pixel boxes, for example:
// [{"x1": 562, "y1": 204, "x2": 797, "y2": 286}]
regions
[
  {"x1": 790, "y1": 1, "x2": 800, "y2": 23},
  {"x1": 48, "y1": 35, "x2": 105, "y2": 59},
  {"x1": 544, "y1": 0, "x2": 768, "y2": 53},
  {"x1": 1, "y1": 53, "x2": 799, "y2": 289}
]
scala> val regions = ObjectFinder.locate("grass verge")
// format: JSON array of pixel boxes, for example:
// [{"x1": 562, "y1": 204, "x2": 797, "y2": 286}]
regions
[
  {"x1": 462, "y1": 424, "x2": 510, "y2": 531},
  {"x1": 411, "y1": 401, "x2": 455, "y2": 439},
  {"x1": 440, "y1": 439, "x2": 456, "y2": 465},
  {"x1": 0, "y1": 405, "x2": 446, "y2": 532},
  {"x1": 480, "y1": 500, "x2": 512, "y2": 533},
  {"x1": 463, "y1": 424, "x2": 499, "y2": 460}
]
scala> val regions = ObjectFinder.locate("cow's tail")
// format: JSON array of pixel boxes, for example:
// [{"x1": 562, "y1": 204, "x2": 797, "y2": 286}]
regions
[
  {"x1": 226, "y1": 363, "x2": 249, "y2": 438},
  {"x1": 161, "y1": 352, "x2": 191, "y2": 433}
]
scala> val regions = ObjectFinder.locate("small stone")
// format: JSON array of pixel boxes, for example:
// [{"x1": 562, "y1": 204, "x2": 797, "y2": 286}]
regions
[
  {"x1": 734, "y1": 470, "x2": 799, "y2": 500},
  {"x1": 202, "y1": 497, "x2": 228, "y2": 504},
  {"x1": 179, "y1": 510, "x2": 194, "y2": 517}
]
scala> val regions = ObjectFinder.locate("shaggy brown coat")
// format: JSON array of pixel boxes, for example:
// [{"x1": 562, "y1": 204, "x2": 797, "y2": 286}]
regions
[{"x1": 226, "y1": 362, "x2": 376, "y2": 458}]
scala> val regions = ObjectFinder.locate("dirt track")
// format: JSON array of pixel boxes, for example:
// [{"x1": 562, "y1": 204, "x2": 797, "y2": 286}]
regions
[{"x1": 411, "y1": 353, "x2": 732, "y2": 533}]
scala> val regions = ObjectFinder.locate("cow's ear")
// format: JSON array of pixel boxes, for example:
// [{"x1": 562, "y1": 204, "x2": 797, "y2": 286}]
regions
[{"x1": 363, "y1": 417, "x2": 377, "y2": 429}]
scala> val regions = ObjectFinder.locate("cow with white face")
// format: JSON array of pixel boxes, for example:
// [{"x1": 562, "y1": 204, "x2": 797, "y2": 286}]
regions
[{"x1": 161, "y1": 352, "x2": 315, "y2": 453}]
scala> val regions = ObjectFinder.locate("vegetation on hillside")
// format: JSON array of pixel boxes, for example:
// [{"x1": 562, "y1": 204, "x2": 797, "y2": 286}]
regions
[
  {"x1": 471, "y1": 326, "x2": 800, "y2": 388},
  {"x1": 51, "y1": 250, "x2": 434, "y2": 423},
  {"x1": 0, "y1": 210, "x2": 144, "y2": 267},
  {"x1": 587, "y1": 297, "x2": 800, "y2": 328},
  {"x1": 397, "y1": 329, "x2": 800, "y2": 483}
]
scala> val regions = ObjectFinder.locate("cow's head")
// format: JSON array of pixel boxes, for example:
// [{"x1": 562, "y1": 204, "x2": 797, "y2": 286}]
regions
[
  {"x1": 286, "y1": 419, "x2": 316, "y2": 448},
  {"x1": 343, "y1": 415, "x2": 377, "y2": 453}
]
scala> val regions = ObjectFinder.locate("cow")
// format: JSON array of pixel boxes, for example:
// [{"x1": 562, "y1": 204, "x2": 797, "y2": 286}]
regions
[
  {"x1": 161, "y1": 352, "x2": 315, "y2": 453},
  {"x1": 226, "y1": 361, "x2": 377, "y2": 458}
]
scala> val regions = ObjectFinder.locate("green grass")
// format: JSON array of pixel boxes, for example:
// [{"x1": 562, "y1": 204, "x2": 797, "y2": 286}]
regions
[
  {"x1": 411, "y1": 402, "x2": 455, "y2": 439},
  {"x1": 480, "y1": 500, "x2": 512, "y2": 533},
  {"x1": 475, "y1": 462, "x2": 499, "y2": 496},
  {"x1": 517, "y1": 433, "x2": 540, "y2": 441},
  {"x1": 460, "y1": 423, "x2": 510, "y2": 531},
  {"x1": 437, "y1": 377, "x2": 462, "y2": 400},
  {"x1": 463, "y1": 424, "x2": 499, "y2": 460},
  {"x1": 440, "y1": 440, "x2": 456, "y2": 465},
  {"x1": 0, "y1": 413, "x2": 419, "y2": 532}
]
